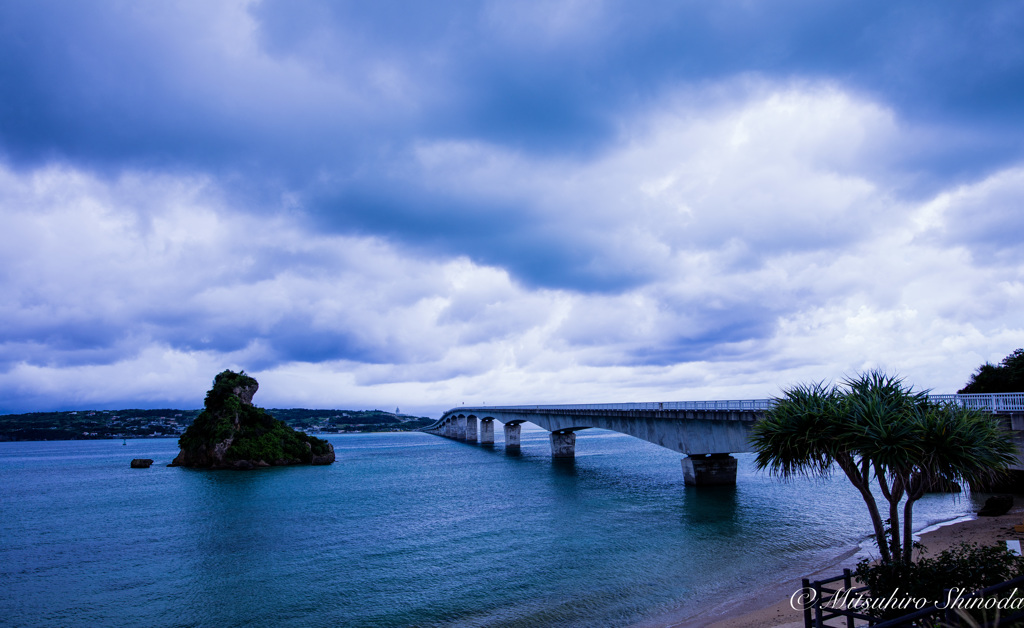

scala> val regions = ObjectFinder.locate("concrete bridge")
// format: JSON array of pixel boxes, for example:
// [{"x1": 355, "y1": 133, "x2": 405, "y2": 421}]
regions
[{"x1": 423, "y1": 393, "x2": 1024, "y2": 486}]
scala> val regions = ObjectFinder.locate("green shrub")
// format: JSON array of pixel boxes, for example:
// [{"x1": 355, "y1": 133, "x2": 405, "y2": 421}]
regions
[{"x1": 855, "y1": 542, "x2": 1024, "y2": 622}]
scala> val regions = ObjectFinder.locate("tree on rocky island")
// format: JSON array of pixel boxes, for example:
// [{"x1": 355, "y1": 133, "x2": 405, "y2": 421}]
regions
[
  {"x1": 750, "y1": 371, "x2": 1016, "y2": 566},
  {"x1": 171, "y1": 370, "x2": 335, "y2": 469},
  {"x1": 958, "y1": 348, "x2": 1024, "y2": 394}
]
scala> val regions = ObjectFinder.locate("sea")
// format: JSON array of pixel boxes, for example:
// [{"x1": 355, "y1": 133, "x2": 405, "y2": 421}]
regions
[{"x1": 0, "y1": 426, "x2": 986, "y2": 627}]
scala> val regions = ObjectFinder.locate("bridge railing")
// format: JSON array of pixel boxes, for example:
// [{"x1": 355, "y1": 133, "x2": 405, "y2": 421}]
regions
[
  {"x1": 452, "y1": 399, "x2": 774, "y2": 413},
  {"x1": 437, "y1": 393, "x2": 1024, "y2": 419},
  {"x1": 928, "y1": 392, "x2": 1024, "y2": 413}
]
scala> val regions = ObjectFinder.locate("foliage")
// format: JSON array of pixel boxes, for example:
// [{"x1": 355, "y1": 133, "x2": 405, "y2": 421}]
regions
[
  {"x1": 203, "y1": 369, "x2": 258, "y2": 411},
  {"x1": 223, "y1": 407, "x2": 330, "y2": 463},
  {"x1": 751, "y1": 371, "x2": 1017, "y2": 565},
  {"x1": 959, "y1": 348, "x2": 1024, "y2": 394},
  {"x1": 177, "y1": 408, "x2": 233, "y2": 453},
  {"x1": 855, "y1": 542, "x2": 1024, "y2": 622}
]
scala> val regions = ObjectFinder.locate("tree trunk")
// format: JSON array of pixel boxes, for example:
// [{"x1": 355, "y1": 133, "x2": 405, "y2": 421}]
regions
[
  {"x1": 901, "y1": 482, "x2": 925, "y2": 565},
  {"x1": 839, "y1": 455, "x2": 891, "y2": 563},
  {"x1": 877, "y1": 468, "x2": 905, "y2": 564}
]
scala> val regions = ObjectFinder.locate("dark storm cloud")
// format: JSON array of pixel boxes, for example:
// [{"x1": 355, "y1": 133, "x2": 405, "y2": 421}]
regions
[
  {"x1": 249, "y1": 0, "x2": 1024, "y2": 150},
  {"x1": 2, "y1": 1, "x2": 1023, "y2": 242},
  {"x1": 309, "y1": 183, "x2": 651, "y2": 292}
]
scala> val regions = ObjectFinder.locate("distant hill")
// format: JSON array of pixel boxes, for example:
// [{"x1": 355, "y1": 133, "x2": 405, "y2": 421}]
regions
[
  {"x1": 265, "y1": 408, "x2": 435, "y2": 434},
  {"x1": 0, "y1": 407, "x2": 434, "y2": 441}
]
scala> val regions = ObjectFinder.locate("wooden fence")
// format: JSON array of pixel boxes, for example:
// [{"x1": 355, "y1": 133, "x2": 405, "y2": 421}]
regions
[{"x1": 802, "y1": 572, "x2": 1024, "y2": 627}]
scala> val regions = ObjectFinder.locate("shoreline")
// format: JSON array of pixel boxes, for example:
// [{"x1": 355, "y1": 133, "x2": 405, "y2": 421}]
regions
[
  {"x1": 638, "y1": 535, "x2": 870, "y2": 628},
  {"x1": 668, "y1": 502, "x2": 1024, "y2": 628}
]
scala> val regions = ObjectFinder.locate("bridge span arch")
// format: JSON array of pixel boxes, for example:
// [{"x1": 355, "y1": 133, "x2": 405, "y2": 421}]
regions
[
  {"x1": 423, "y1": 402, "x2": 769, "y2": 485},
  {"x1": 423, "y1": 394, "x2": 1024, "y2": 487}
]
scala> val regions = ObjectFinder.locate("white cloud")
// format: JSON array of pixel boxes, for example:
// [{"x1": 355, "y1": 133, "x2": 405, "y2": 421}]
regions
[
  {"x1": 1, "y1": 81, "x2": 1022, "y2": 414},
  {"x1": 411, "y1": 81, "x2": 898, "y2": 288}
]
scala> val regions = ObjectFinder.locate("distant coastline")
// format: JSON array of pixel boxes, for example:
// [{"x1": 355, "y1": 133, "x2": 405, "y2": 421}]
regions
[{"x1": 0, "y1": 408, "x2": 434, "y2": 441}]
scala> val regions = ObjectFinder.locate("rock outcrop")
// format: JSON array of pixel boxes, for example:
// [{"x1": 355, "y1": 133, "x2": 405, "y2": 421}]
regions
[
  {"x1": 170, "y1": 370, "x2": 335, "y2": 469},
  {"x1": 978, "y1": 494, "x2": 1013, "y2": 517},
  {"x1": 130, "y1": 458, "x2": 154, "y2": 468}
]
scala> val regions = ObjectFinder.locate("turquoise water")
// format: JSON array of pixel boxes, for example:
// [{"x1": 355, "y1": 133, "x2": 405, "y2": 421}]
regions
[{"x1": 0, "y1": 427, "x2": 984, "y2": 627}]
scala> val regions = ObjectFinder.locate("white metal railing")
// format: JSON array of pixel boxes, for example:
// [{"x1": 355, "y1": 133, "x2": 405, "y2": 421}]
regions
[
  {"x1": 439, "y1": 399, "x2": 773, "y2": 417},
  {"x1": 491, "y1": 399, "x2": 773, "y2": 411},
  {"x1": 436, "y1": 393, "x2": 1024, "y2": 420},
  {"x1": 928, "y1": 392, "x2": 1024, "y2": 413}
]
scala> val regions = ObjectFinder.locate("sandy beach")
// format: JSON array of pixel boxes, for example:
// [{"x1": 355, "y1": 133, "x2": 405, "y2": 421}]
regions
[{"x1": 664, "y1": 500, "x2": 1024, "y2": 628}]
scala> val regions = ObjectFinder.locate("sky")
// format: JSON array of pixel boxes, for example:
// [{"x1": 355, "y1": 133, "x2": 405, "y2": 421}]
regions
[{"x1": 1, "y1": 0, "x2": 1023, "y2": 416}]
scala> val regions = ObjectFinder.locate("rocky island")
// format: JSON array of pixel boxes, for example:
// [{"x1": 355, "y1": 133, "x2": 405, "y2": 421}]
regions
[{"x1": 170, "y1": 370, "x2": 335, "y2": 469}]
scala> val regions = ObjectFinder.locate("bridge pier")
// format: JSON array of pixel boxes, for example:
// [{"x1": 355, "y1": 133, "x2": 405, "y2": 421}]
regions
[
  {"x1": 479, "y1": 419, "x2": 494, "y2": 444},
  {"x1": 682, "y1": 454, "x2": 737, "y2": 486},
  {"x1": 466, "y1": 416, "x2": 477, "y2": 442},
  {"x1": 503, "y1": 422, "x2": 521, "y2": 452},
  {"x1": 550, "y1": 430, "x2": 576, "y2": 458},
  {"x1": 428, "y1": 395, "x2": 1023, "y2": 487}
]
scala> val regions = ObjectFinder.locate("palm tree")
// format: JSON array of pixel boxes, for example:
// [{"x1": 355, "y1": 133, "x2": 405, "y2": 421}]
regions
[{"x1": 751, "y1": 371, "x2": 1017, "y2": 565}]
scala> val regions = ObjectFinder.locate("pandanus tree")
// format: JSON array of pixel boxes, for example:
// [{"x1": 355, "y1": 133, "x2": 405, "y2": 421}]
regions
[{"x1": 751, "y1": 371, "x2": 1017, "y2": 566}]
